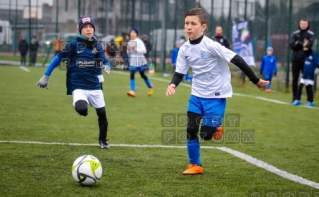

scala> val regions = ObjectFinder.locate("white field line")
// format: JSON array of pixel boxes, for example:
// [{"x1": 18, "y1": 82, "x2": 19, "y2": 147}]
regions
[
  {"x1": 0, "y1": 140, "x2": 318, "y2": 189},
  {"x1": 19, "y1": 66, "x2": 30, "y2": 72},
  {"x1": 112, "y1": 71, "x2": 319, "y2": 110}
]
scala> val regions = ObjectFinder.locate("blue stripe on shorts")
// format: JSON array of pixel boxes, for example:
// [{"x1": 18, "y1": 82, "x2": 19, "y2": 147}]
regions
[{"x1": 129, "y1": 65, "x2": 148, "y2": 72}]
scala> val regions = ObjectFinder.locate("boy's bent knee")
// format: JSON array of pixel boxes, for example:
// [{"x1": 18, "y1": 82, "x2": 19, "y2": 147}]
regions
[
  {"x1": 96, "y1": 107, "x2": 106, "y2": 117},
  {"x1": 75, "y1": 100, "x2": 88, "y2": 116},
  {"x1": 200, "y1": 125, "x2": 216, "y2": 140}
]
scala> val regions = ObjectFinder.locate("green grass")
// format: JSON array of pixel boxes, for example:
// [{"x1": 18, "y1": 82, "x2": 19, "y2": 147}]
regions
[
  {"x1": 0, "y1": 54, "x2": 51, "y2": 64},
  {"x1": 0, "y1": 65, "x2": 319, "y2": 196}
]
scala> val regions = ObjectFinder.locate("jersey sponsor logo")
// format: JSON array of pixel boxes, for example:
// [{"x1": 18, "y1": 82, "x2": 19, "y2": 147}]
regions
[
  {"x1": 304, "y1": 61, "x2": 311, "y2": 65},
  {"x1": 82, "y1": 17, "x2": 91, "y2": 23},
  {"x1": 76, "y1": 60, "x2": 99, "y2": 67}
]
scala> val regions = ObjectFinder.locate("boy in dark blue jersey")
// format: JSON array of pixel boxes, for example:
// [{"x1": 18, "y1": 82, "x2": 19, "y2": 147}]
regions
[
  {"x1": 37, "y1": 15, "x2": 111, "y2": 149},
  {"x1": 292, "y1": 41, "x2": 319, "y2": 107}
]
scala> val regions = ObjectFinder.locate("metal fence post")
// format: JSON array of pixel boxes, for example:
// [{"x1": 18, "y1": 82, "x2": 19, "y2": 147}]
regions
[{"x1": 285, "y1": 0, "x2": 293, "y2": 91}]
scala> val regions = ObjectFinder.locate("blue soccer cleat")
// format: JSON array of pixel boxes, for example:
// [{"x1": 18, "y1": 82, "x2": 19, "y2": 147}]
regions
[
  {"x1": 304, "y1": 102, "x2": 315, "y2": 107},
  {"x1": 291, "y1": 100, "x2": 301, "y2": 106}
]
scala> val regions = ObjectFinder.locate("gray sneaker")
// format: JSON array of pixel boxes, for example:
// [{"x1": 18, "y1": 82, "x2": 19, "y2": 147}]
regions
[{"x1": 99, "y1": 140, "x2": 110, "y2": 149}]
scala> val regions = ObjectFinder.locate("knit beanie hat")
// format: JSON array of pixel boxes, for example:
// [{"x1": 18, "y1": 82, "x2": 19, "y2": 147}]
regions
[
  {"x1": 130, "y1": 28, "x2": 139, "y2": 36},
  {"x1": 78, "y1": 15, "x2": 95, "y2": 34},
  {"x1": 267, "y1": 46, "x2": 273, "y2": 51}
]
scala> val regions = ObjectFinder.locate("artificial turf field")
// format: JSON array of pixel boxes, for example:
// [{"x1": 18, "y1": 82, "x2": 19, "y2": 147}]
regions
[{"x1": 0, "y1": 65, "x2": 319, "y2": 197}]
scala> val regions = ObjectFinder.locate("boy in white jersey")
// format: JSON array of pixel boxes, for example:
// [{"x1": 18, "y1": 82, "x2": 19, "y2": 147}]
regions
[
  {"x1": 166, "y1": 8, "x2": 269, "y2": 175},
  {"x1": 126, "y1": 28, "x2": 154, "y2": 97}
]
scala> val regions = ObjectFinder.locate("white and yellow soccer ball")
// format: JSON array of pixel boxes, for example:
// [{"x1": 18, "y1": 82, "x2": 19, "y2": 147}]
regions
[{"x1": 71, "y1": 155, "x2": 102, "y2": 186}]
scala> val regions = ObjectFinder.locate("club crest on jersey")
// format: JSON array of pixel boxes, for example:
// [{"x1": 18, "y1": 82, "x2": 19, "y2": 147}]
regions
[
  {"x1": 200, "y1": 51, "x2": 207, "y2": 59},
  {"x1": 309, "y1": 56, "x2": 313, "y2": 60},
  {"x1": 92, "y1": 47, "x2": 98, "y2": 54}
]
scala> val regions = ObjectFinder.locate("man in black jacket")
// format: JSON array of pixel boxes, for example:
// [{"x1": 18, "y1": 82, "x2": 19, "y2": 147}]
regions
[
  {"x1": 18, "y1": 36, "x2": 29, "y2": 66},
  {"x1": 211, "y1": 26, "x2": 230, "y2": 49},
  {"x1": 29, "y1": 36, "x2": 39, "y2": 66},
  {"x1": 142, "y1": 35, "x2": 152, "y2": 59},
  {"x1": 290, "y1": 19, "x2": 315, "y2": 103}
]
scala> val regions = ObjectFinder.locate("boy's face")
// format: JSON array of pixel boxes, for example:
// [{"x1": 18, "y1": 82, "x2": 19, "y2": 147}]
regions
[
  {"x1": 267, "y1": 50, "x2": 273, "y2": 56},
  {"x1": 130, "y1": 31, "x2": 137, "y2": 40},
  {"x1": 81, "y1": 24, "x2": 94, "y2": 39},
  {"x1": 299, "y1": 20, "x2": 308, "y2": 30},
  {"x1": 184, "y1": 16, "x2": 207, "y2": 40}
]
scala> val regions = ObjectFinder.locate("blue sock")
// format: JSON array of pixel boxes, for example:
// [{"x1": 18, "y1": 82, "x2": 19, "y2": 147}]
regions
[
  {"x1": 266, "y1": 83, "x2": 271, "y2": 89},
  {"x1": 187, "y1": 138, "x2": 201, "y2": 166},
  {"x1": 144, "y1": 78, "x2": 152, "y2": 88},
  {"x1": 130, "y1": 79, "x2": 136, "y2": 92}
]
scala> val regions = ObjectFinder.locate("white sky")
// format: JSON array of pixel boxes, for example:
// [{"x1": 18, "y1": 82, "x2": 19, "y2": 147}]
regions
[{"x1": 0, "y1": 0, "x2": 53, "y2": 10}]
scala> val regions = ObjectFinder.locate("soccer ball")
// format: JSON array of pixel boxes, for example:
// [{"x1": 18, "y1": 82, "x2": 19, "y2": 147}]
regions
[{"x1": 71, "y1": 155, "x2": 102, "y2": 186}]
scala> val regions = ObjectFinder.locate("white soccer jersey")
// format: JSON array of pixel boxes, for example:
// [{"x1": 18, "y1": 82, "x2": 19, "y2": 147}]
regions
[
  {"x1": 176, "y1": 35, "x2": 237, "y2": 98},
  {"x1": 127, "y1": 38, "x2": 147, "y2": 67}
]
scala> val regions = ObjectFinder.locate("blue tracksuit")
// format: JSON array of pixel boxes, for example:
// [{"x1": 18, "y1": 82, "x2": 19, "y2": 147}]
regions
[
  {"x1": 44, "y1": 34, "x2": 110, "y2": 94},
  {"x1": 171, "y1": 47, "x2": 179, "y2": 65},
  {"x1": 302, "y1": 51, "x2": 319, "y2": 80},
  {"x1": 296, "y1": 51, "x2": 319, "y2": 103},
  {"x1": 260, "y1": 55, "x2": 277, "y2": 89}
]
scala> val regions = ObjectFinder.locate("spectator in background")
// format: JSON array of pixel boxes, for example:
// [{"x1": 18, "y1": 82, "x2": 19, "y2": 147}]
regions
[
  {"x1": 289, "y1": 19, "x2": 315, "y2": 103},
  {"x1": 211, "y1": 26, "x2": 230, "y2": 49},
  {"x1": 171, "y1": 39, "x2": 185, "y2": 74},
  {"x1": 120, "y1": 34, "x2": 130, "y2": 70},
  {"x1": 106, "y1": 39, "x2": 119, "y2": 67},
  {"x1": 292, "y1": 41, "x2": 319, "y2": 107},
  {"x1": 141, "y1": 35, "x2": 152, "y2": 59},
  {"x1": 18, "y1": 36, "x2": 28, "y2": 66},
  {"x1": 53, "y1": 34, "x2": 64, "y2": 56},
  {"x1": 29, "y1": 36, "x2": 39, "y2": 66},
  {"x1": 259, "y1": 46, "x2": 277, "y2": 93}
]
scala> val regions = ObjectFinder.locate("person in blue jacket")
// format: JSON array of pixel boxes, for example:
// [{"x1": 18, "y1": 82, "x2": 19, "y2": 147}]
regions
[
  {"x1": 260, "y1": 46, "x2": 277, "y2": 92},
  {"x1": 292, "y1": 42, "x2": 319, "y2": 107},
  {"x1": 171, "y1": 39, "x2": 185, "y2": 74},
  {"x1": 37, "y1": 15, "x2": 111, "y2": 149}
]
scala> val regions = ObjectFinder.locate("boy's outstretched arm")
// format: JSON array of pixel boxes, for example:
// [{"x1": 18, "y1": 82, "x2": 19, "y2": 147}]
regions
[
  {"x1": 37, "y1": 56, "x2": 62, "y2": 88},
  {"x1": 230, "y1": 54, "x2": 269, "y2": 88},
  {"x1": 166, "y1": 72, "x2": 184, "y2": 96}
]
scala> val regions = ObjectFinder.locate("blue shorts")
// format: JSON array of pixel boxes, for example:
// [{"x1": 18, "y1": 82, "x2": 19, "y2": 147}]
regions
[
  {"x1": 187, "y1": 95, "x2": 226, "y2": 128},
  {"x1": 129, "y1": 65, "x2": 148, "y2": 72}
]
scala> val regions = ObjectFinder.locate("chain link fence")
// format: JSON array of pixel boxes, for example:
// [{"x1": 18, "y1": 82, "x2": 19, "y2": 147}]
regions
[{"x1": 0, "y1": 0, "x2": 318, "y2": 91}]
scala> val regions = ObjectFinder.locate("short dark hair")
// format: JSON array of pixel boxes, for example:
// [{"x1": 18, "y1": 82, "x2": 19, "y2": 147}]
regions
[{"x1": 185, "y1": 8, "x2": 207, "y2": 24}]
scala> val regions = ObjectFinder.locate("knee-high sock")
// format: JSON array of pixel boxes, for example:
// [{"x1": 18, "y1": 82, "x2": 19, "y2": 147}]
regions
[
  {"x1": 96, "y1": 107, "x2": 108, "y2": 141},
  {"x1": 139, "y1": 71, "x2": 152, "y2": 88},
  {"x1": 130, "y1": 79, "x2": 136, "y2": 92},
  {"x1": 144, "y1": 78, "x2": 152, "y2": 88},
  {"x1": 187, "y1": 138, "x2": 201, "y2": 166}
]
